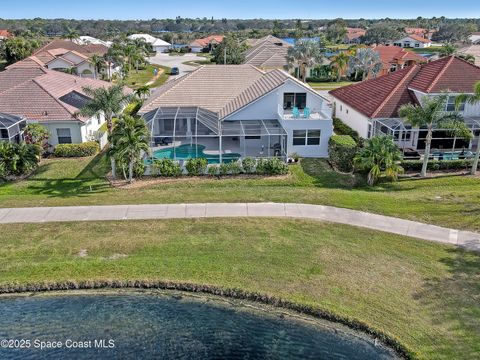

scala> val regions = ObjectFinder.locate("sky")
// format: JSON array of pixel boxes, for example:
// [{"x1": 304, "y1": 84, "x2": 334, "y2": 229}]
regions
[{"x1": 1, "y1": 0, "x2": 478, "y2": 20}]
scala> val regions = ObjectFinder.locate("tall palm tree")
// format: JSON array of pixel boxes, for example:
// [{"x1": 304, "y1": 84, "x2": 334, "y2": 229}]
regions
[
  {"x1": 330, "y1": 51, "x2": 350, "y2": 82},
  {"x1": 77, "y1": 84, "x2": 133, "y2": 179},
  {"x1": 348, "y1": 48, "x2": 382, "y2": 81},
  {"x1": 456, "y1": 81, "x2": 480, "y2": 175},
  {"x1": 399, "y1": 94, "x2": 471, "y2": 177},
  {"x1": 285, "y1": 40, "x2": 324, "y2": 82},
  {"x1": 110, "y1": 115, "x2": 150, "y2": 183},
  {"x1": 135, "y1": 85, "x2": 151, "y2": 102},
  {"x1": 63, "y1": 28, "x2": 79, "y2": 42},
  {"x1": 89, "y1": 54, "x2": 105, "y2": 79},
  {"x1": 354, "y1": 136, "x2": 404, "y2": 186}
]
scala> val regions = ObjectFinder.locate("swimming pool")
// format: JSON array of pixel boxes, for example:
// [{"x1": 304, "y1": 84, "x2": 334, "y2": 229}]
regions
[{"x1": 148, "y1": 144, "x2": 241, "y2": 164}]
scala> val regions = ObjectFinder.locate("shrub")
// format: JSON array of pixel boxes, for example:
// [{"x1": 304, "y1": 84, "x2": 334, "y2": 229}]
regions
[
  {"x1": 207, "y1": 165, "x2": 219, "y2": 176},
  {"x1": 333, "y1": 117, "x2": 363, "y2": 146},
  {"x1": 23, "y1": 123, "x2": 49, "y2": 152},
  {"x1": 133, "y1": 161, "x2": 146, "y2": 178},
  {"x1": 241, "y1": 157, "x2": 256, "y2": 174},
  {"x1": 219, "y1": 162, "x2": 230, "y2": 176},
  {"x1": 227, "y1": 161, "x2": 242, "y2": 175},
  {"x1": 185, "y1": 158, "x2": 208, "y2": 176},
  {"x1": 401, "y1": 159, "x2": 474, "y2": 172},
  {"x1": 54, "y1": 141, "x2": 99, "y2": 157},
  {"x1": 256, "y1": 158, "x2": 289, "y2": 175},
  {"x1": 123, "y1": 101, "x2": 142, "y2": 116},
  {"x1": 0, "y1": 142, "x2": 40, "y2": 179},
  {"x1": 152, "y1": 158, "x2": 182, "y2": 177},
  {"x1": 329, "y1": 135, "x2": 357, "y2": 172}
]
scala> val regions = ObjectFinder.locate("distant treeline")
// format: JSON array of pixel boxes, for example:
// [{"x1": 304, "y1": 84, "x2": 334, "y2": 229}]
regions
[{"x1": 0, "y1": 17, "x2": 479, "y2": 41}]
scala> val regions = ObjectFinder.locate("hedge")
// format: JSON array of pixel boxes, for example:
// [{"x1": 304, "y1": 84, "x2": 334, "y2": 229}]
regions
[
  {"x1": 401, "y1": 159, "x2": 476, "y2": 171},
  {"x1": 152, "y1": 159, "x2": 182, "y2": 177},
  {"x1": 328, "y1": 135, "x2": 357, "y2": 172},
  {"x1": 54, "y1": 141, "x2": 100, "y2": 158},
  {"x1": 333, "y1": 117, "x2": 363, "y2": 146}
]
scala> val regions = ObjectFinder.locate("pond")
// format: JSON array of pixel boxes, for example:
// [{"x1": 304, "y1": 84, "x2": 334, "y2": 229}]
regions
[{"x1": 0, "y1": 290, "x2": 400, "y2": 359}]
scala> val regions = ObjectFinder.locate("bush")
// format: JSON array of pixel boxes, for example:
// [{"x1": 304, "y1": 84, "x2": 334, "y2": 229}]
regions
[
  {"x1": 207, "y1": 165, "x2": 219, "y2": 176},
  {"x1": 227, "y1": 161, "x2": 242, "y2": 175},
  {"x1": 333, "y1": 117, "x2": 363, "y2": 146},
  {"x1": 241, "y1": 157, "x2": 256, "y2": 174},
  {"x1": 123, "y1": 101, "x2": 142, "y2": 116},
  {"x1": 152, "y1": 158, "x2": 182, "y2": 177},
  {"x1": 256, "y1": 158, "x2": 289, "y2": 175},
  {"x1": 0, "y1": 142, "x2": 40, "y2": 179},
  {"x1": 401, "y1": 159, "x2": 474, "y2": 172},
  {"x1": 54, "y1": 141, "x2": 99, "y2": 157},
  {"x1": 219, "y1": 162, "x2": 230, "y2": 176},
  {"x1": 329, "y1": 135, "x2": 357, "y2": 172},
  {"x1": 185, "y1": 158, "x2": 208, "y2": 176},
  {"x1": 133, "y1": 161, "x2": 146, "y2": 178}
]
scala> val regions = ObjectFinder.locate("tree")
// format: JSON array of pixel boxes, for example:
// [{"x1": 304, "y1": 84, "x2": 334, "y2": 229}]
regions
[
  {"x1": 89, "y1": 54, "x2": 105, "y2": 79},
  {"x1": 433, "y1": 23, "x2": 477, "y2": 43},
  {"x1": 285, "y1": 40, "x2": 324, "y2": 82},
  {"x1": 330, "y1": 51, "x2": 351, "y2": 81},
  {"x1": 399, "y1": 94, "x2": 471, "y2": 177},
  {"x1": 3, "y1": 37, "x2": 40, "y2": 63},
  {"x1": 212, "y1": 35, "x2": 247, "y2": 65},
  {"x1": 456, "y1": 81, "x2": 480, "y2": 175},
  {"x1": 63, "y1": 28, "x2": 79, "y2": 41},
  {"x1": 294, "y1": 19, "x2": 303, "y2": 39},
  {"x1": 325, "y1": 22, "x2": 347, "y2": 44},
  {"x1": 134, "y1": 85, "x2": 151, "y2": 102},
  {"x1": 354, "y1": 136, "x2": 404, "y2": 186},
  {"x1": 23, "y1": 123, "x2": 49, "y2": 152},
  {"x1": 77, "y1": 84, "x2": 133, "y2": 179},
  {"x1": 348, "y1": 48, "x2": 382, "y2": 80},
  {"x1": 110, "y1": 115, "x2": 150, "y2": 183},
  {"x1": 363, "y1": 24, "x2": 405, "y2": 45},
  {"x1": 439, "y1": 43, "x2": 457, "y2": 57}
]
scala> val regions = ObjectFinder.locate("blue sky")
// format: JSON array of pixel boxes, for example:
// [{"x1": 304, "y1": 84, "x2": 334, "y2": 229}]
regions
[{"x1": 2, "y1": 0, "x2": 478, "y2": 20}]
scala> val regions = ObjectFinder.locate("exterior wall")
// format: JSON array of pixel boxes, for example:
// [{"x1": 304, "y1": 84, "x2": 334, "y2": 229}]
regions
[
  {"x1": 62, "y1": 52, "x2": 85, "y2": 64},
  {"x1": 31, "y1": 121, "x2": 84, "y2": 147},
  {"x1": 154, "y1": 45, "x2": 170, "y2": 53},
  {"x1": 46, "y1": 58, "x2": 74, "y2": 71},
  {"x1": 332, "y1": 98, "x2": 371, "y2": 138},
  {"x1": 393, "y1": 37, "x2": 431, "y2": 48},
  {"x1": 281, "y1": 119, "x2": 331, "y2": 157},
  {"x1": 76, "y1": 62, "x2": 96, "y2": 78},
  {"x1": 190, "y1": 46, "x2": 203, "y2": 53}
]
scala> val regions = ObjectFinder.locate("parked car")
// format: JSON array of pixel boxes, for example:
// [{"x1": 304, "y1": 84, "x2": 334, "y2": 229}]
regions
[{"x1": 171, "y1": 67, "x2": 180, "y2": 75}]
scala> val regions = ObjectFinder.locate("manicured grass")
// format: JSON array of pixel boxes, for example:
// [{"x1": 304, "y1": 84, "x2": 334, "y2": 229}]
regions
[
  {"x1": 124, "y1": 64, "x2": 171, "y2": 89},
  {"x1": 409, "y1": 46, "x2": 444, "y2": 54},
  {"x1": 308, "y1": 81, "x2": 355, "y2": 90},
  {"x1": 1, "y1": 155, "x2": 479, "y2": 232},
  {"x1": 1, "y1": 218, "x2": 478, "y2": 359}
]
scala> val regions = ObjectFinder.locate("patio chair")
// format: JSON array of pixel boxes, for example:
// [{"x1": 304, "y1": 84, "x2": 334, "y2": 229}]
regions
[
  {"x1": 303, "y1": 107, "x2": 311, "y2": 119},
  {"x1": 292, "y1": 107, "x2": 300, "y2": 118}
]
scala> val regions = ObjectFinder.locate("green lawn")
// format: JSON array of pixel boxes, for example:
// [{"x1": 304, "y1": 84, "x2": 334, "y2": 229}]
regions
[
  {"x1": 124, "y1": 64, "x2": 171, "y2": 89},
  {"x1": 308, "y1": 81, "x2": 355, "y2": 90},
  {"x1": 409, "y1": 46, "x2": 444, "y2": 54},
  {"x1": 1, "y1": 218, "x2": 478, "y2": 359},
  {"x1": 0, "y1": 155, "x2": 479, "y2": 232}
]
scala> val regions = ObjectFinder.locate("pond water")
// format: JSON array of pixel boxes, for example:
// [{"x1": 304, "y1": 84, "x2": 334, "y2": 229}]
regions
[{"x1": 0, "y1": 290, "x2": 400, "y2": 360}]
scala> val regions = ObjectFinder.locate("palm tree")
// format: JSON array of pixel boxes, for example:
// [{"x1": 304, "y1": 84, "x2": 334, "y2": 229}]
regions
[
  {"x1": 63, "y1": 28, "x2": 79, "y2": 42},
  {"x1": 77, "y1": 84, "x2": 133, "y2": 179},
  {"x1": 285, "y1": 40, "x2": 324, "y2": 82},
  {"x1": 348, "y1": 48, "x2": 382, "y2": 81},
  {"x1": 330, "y1": 51, "x2": 350, "y2": 82},
  {"x1": 135, "y1": 85, "x2": 151, "y2": 102},
  {"x1": 399, "y1": 94, "x2": 471, "y2": 177},
  {"x1": 456, "y1": 81, "x2": 480, "y2": 175},
  {"x1": 89, "y1": 54, "x2": 105, "y2": 79},
  {"x1": 439, "y1": 43, "x2": 457, "y2": 57},
  {"x1": 354, "y1": 136, "x2": 404, "y2": 186},
  {"x1": 110, "y1": 115, "x2": 150, "y2": 183}
]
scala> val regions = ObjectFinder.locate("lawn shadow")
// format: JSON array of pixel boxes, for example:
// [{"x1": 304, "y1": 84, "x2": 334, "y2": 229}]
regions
[
  {"x1": 76, "y1": 151, "x2": 110, "y2": 180},
  {"x1": 413, "y1": 247, "x2": 480, "y2": 357}
]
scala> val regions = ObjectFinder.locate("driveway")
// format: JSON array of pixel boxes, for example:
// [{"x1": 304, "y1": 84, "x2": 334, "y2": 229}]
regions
[{"x1": 148, "y1": 53, "x2": 199, "y2": 79}]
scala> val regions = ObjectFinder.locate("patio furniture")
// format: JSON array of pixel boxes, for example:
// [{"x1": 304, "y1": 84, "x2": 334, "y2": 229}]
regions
[
  {"x1": 292, "y1": 107, "x2": 300, "y2": 118},
  {"x1": 303, "y1": 107, "x2": 311, "y2": 119}
]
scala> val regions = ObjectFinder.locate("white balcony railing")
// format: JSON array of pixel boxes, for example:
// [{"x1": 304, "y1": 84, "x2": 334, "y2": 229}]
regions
[{"x1": 277, "y1": 104, "x2": 330, "y2": 120}]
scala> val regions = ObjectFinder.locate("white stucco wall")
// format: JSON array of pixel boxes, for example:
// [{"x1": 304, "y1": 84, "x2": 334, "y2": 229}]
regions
[
  {"x1": 31, "y1": 121, "x2": 84, "y2": 147},
  {"x1": 154, "y1": 45, "x2": 170, "y2": 53},
  {"x1": 281, "y1": 119, "x2": 331, "y2": 158},
  {"x1": 332, "y1": 98, "x2": 371, "y2": 138}
]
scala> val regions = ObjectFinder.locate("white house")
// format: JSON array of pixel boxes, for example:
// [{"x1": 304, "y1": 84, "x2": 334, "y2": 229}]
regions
[
  {"x1": 74, "y1": 36, "x2": 112, "y2": 47},
  {"x1": 0, "y1": 66, "x2": 132, "y2": 148},
  {"x1": 139, "y1": 65, "x2": 333, "y2": 162},
  {"x1": 330, "y1": 56, "x2": 480, "y2": 156},
  {"x1": 392, "y1": 35, "x2": 432, "y2": 49},
  {"x1": 128, "y1": 34, "x2": 171, "y2": 53},
  {"x1": 469, "y1": 33, "x2": 480, "y2": 45}
]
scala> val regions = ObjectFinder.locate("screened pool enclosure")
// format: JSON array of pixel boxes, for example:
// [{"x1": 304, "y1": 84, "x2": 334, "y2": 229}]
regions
[
  {"x1": 143, "y1": 107, "x2": 288, "y2": 163},
  {"x1": 0, "y1": 113, "x2": 26, "y2": 143}
]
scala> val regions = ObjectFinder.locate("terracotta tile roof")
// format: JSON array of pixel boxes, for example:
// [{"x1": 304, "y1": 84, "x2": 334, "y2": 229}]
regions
[
  {"x1": 190, "y1": 35, "x2": 224, "y2": 48},
  {"x1": 83, "y1": 44, "x2": 109, "y2": 56},
  {"x1": 34, "y1": 39, "x2": 108, "y2": 57},
  {"x1": 405, "y1": 34, "x2": 431, "y2": 43},
  {"x1": 330, "y1": 56, "x2": 480, "y2": 118},
  {"x1": 373, "y1": 45, "x2": 427, "y2": 69},
  {"x1": 0, "y1": 67, "x2": 130, "y2": 122},
  {"x1": 459, "y1": 45, "x2": 480, "y2": 66},
  {"x1": 0, "y1": 30, "x2": 12, "y2": 38},
  {"x1": 140, "y1": 65, "x2": 308, "y2": 119}
]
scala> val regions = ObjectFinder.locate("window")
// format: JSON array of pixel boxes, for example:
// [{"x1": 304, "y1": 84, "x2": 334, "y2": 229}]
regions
[
  {"x1": 57, "y1": 128, "x2": 72, "y2": 144},
  {"x1": 446, "y1": 96, "x2": 465, "y2": 112},
  {"x1": 340, "y1": 105, "x2": 343, "y2": 112},
  {"x1": 0, "y1": 129, "x2": 8, "y2": 139},
  {"x1": 283, "y1": 93, "x2": 307, "y2": 110},
  {"x1": 292, "y1": 129, "x2": 321, "y2": 146},
  {"x1": 415, "y1": 43, "x2": 420, "y2": 48}
]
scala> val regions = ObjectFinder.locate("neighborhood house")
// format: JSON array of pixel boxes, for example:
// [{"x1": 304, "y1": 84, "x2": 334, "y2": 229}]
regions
[
  {"x1": 244, "y1": 35, "x2": 292, "y2": 69},
  {"x1": 139, "y1": 65, "x2": 332, "y2": 163},
  {"x1": 189, "y1": 35, "x2": 224, "y2": 53},
  {"x1": 372, "y1": 45, "x2": 427, "y2": 76},
  {"x1": 330, "y1": 56, "x2": 480, "y2": 157},
  {"x1": 128, "y1": 34, "x2": 171, "y2": 53},
  {"x1": 393, "y1": 34, "x2": 432, "y2": 48}
]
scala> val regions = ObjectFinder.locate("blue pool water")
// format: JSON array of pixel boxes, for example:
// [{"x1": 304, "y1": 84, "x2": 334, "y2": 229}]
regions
[
  {"x1": 0, "y1": 290, "x2": 400, "y2": 360},
  {"x1": 148, "y1": 144, "x2": 241, "y2": 164}
]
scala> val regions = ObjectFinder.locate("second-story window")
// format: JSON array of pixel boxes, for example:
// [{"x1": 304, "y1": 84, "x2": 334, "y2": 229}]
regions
[
  {"x1": 446, "y1": 96, "x2": 465, "y2": 112},
  {"x1": 284, "y1": 93, "x2": 307, "y2": 110}
]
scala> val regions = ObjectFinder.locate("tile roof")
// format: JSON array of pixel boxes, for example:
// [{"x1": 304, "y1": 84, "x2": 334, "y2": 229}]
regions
[
  {"x1": 245, "y1": 41, "x2": 290, "y2": 68},
  {"x1": 140, "y1": 65, "x2": 306, "y2": 119},
  {"x1": 459, "y1": 45, "x2": 480, "y2": 66},
  {"x1": 34, "y1": 39, "x2": 108, "y2": 56},
  {"x1": 405, "y1": 34, "x2": 431, "y2": 43},
  {"x1": 190, "y1": 35, "x2": 224, "y2": 48},
  {"x1": 0, "y1": 67, "x2": 129, "y2": 122},
  {"x1": 0, "y1": 30, "x2": 12, "y2": 38},
  {"x1": 330, "y1": 56, "x2": 480, "y2": 118},
  {"x1": 246, "y1": 35, "x2": 292, "y2": 48},
  {"x1": 372, "y1": 45, "x2": 427, "y2": 69}
]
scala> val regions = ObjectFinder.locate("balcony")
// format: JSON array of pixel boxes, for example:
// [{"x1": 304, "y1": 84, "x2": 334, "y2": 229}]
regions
[{"x1": 277, "y1": 104, "x2": 331, "y2": 121}]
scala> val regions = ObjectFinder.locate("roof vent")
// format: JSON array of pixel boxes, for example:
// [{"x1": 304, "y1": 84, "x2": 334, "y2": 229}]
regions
[{"x1": 43, "y1": 111, "x2": 48, "y2": 116}]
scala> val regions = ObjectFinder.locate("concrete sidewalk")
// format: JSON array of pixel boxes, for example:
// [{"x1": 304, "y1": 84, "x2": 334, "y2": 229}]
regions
[{"x1": 0, "y1": 203, "x2": 479, "y2": 252}]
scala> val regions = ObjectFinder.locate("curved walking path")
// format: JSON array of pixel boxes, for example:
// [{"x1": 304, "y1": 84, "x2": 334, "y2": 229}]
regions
[{"x1": 0, "y1": 203, "x2": 479, "y2": 251}]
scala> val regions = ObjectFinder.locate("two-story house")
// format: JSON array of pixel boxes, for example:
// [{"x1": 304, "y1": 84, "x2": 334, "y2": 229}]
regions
[
  {"x1": 330, "y1": 56, "x2": 480, "y2": 155},
  {"x1": 139, "y1": 65, "x2": 333, "y2": 163}
]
